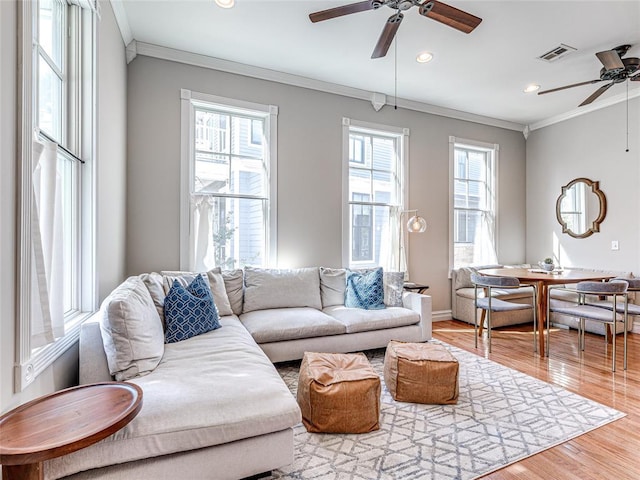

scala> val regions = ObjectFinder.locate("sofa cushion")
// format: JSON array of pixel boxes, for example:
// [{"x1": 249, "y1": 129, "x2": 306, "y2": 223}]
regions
[
  {"x1": 324, "y1": 305, "x2": 420, "y2": 334},
  {"x1": 243, "y1": 266, "x2": 322, "y2": 313},
  {"x1": 99, "y1": 276, "x2": 165, "y2": 381},
  {"x1": 345, "y1": 268, "x2": 385, "y2": 310},
  {"x1": 139, "y1": 272, "x2": 166, "y2": 325},
  {"x1": 161, "y1": 270, "x2": 233, "y2": 317},
  {"x1": 240, "y1": 307, "x2": 346, "y2": 343},
  {"x1": 46, "y1": 316, "x2": 302, "y2": 479},
  {"x1": 320, "y1": 267, "x2": 346, "y2": 307},
  {"x1": 164, "y1": 275, "x2": 221, "y2": 343},
  {"x1": 209, "y1": 268, "x2": 244, "y2": 315}
]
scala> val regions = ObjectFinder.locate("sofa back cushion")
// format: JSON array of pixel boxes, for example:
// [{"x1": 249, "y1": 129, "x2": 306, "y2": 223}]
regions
[
  {"x1": 100, "y1": 276, "x2": 165, "y2": 381},
  {"x1": 161, "y1": 270, "x2": 233, "y2": 317},
  {"x1": 243, "y1": 266, "x2": 322, "y2": 313}
]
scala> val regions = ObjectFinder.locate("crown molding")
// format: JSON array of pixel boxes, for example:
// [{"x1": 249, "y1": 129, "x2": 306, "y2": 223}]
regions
[
  {"x1": 110, "y1": 0, "x2": 133, "y2": 46},
  {"x1": 528, "y1": 88, "x2": 640, "y2": 132},
  {"x1": 132, "y1": 41, "x2": 525, "y2": 132}
]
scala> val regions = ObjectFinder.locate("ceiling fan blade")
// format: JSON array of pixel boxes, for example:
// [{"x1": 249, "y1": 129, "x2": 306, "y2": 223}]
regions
[
  {"x1": 596, "y1": 49, "x2": 625, "y2": 71},
  {"x1": 371, "y1": 13, "x2": 403, "y2": 59},
  {"x1": 309, "y1": 1, "x2": 375, "y2": 23},
  {"x1": 419, "y1": 0, "x2": 482, "y2": 34},
  {"x1": 537, "y1": 79, "x2": 603, "y2": 95},
  {"x1": 579, "y1": 82, "x2": 615, "y2": 106}
]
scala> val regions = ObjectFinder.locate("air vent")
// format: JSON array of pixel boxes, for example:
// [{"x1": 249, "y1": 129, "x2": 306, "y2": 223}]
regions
[{"x1": 538, "y1": 44, "x2": 577, "y2": 62}]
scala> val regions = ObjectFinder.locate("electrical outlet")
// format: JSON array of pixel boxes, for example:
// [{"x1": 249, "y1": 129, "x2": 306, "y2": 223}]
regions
[{"x1": 611, "y1": 240, "x2": 619, "y2": 251}]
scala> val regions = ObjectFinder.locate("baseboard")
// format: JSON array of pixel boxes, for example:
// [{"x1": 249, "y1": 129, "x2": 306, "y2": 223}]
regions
[{"x1": 433, "y1": 310, "x2": 452, "y2": 322}]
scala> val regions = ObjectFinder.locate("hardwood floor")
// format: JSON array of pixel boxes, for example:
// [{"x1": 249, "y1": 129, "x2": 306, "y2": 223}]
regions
[{"x1": 432, "y1": 320, "x2": 640, "y2": 480}]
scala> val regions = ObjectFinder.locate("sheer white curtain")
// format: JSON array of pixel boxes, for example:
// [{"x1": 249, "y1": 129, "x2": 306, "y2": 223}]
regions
[
  {"x1": 191, "y1": 195, "x2": 214, "y2": 272},
  {"x1": 31, "y1": 134, "x2": 64, "y2": 347},
  {"x1": 379, "y1": 206, "x2": 405, "y2": 273},
  {"x1": 472, "y1": 211, "x2": 498, "y2": 266}
]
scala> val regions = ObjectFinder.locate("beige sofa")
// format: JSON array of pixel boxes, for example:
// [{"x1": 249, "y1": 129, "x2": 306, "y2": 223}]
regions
[
  {"x1": 451, "y1": 265, "x2": 535, "y2": 328},
  {"x1": 46, "y1": 266, "x2": 431, "y2": 480}
]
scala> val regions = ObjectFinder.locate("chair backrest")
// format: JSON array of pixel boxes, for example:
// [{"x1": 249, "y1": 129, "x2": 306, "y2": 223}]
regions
[
  {"x1": 470, "y1": 272, "x2": 520, "y2": 288},
  {"x1": 577, "y1": 279, "x2": 628, "y2": 294},
  {"x1": 613, "y1": 277, "x2": 640, "y2": 291}
]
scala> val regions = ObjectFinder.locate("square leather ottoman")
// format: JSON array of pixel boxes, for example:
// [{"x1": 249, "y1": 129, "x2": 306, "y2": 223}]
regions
[
  {"x1": 384, "y1": 341, "x2": 459, "y2": 404},
  {"x1": 297, "y1": 352, "x2": 380, "y2": 433}
]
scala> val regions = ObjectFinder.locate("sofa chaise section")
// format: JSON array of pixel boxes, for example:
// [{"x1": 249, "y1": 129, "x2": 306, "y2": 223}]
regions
[{"x1": 46, "y1": 316, "x2": 301, "y2": 480}]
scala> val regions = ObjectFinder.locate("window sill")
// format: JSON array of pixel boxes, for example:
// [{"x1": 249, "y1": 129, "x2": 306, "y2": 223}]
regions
[{"x1": 14, "y1": 311, "x2": 96, "y2": 392}]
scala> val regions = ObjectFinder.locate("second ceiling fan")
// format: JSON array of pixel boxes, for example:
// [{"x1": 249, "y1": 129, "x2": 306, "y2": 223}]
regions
[{"x1": 309, "y1": 0, "x2": 483, "y2": 59}]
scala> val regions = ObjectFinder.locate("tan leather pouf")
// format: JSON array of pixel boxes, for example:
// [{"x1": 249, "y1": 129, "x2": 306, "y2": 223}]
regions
[
  {"x1": 297, "y1": 352, "x2": 381, "y2": 433},
  {"x1": 384, "y1": 341, "x2": 459, "y2": 404}
]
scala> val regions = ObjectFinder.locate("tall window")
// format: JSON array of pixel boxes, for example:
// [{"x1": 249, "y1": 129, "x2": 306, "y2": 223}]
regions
[
  {"x1": 181, "y1": 90, "x2": 277, "y2": 271},
  {"x1": 17, "y1": 0, "x2": 96, "y2": 391},
  {"x1": 449, "y1": 137, "x2": 498, "y2": 270},
  {"x1": 343, "y1": 119, "x2": 408, "y2": 270}
]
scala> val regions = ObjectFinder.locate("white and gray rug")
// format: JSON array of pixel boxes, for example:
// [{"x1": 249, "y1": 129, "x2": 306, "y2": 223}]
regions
[{"x1": 272, "y1": 341, "x2": 624, "y2": 480}]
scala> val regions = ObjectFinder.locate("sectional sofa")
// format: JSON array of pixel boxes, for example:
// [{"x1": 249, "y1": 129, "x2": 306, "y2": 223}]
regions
[{"x1": 44, "y1": 266, "x2": 432, "y2": 480}]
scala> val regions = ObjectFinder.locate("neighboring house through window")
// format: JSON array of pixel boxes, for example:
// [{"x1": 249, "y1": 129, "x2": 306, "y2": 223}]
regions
[
  {"x1": 449, "y1": 136, "x2": 498, "y2": 270},
  {"x1": 16, "y1": 0, "x2": 97, "y2": 391},
  {"x1": 180, "y1": 90, "x2": 277, "y2": 271},
  {"x1": 343, "y1": 118, "x2": 409, "y2": 271}
]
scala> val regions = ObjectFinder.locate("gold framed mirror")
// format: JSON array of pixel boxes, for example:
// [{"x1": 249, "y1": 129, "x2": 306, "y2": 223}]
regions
[{"x1": 556, "y1": 177, "x2": 607, "y2": 239}]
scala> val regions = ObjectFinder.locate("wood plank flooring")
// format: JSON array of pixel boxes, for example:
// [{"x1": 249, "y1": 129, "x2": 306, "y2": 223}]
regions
[{"x1": 432, "y1": 320, "x2": 640, "y2": 480}]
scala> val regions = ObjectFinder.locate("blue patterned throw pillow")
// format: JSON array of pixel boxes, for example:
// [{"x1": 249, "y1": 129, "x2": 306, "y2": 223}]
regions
[
  {"x1": 164, "y1": 274, "x2": 220, "y2": 343},
  {"x1": 345, "y1": 268, "x2": 385, "y2": 310}
]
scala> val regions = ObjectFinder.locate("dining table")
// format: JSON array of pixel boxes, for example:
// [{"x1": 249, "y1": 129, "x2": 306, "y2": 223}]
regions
[{"x1": 481, "y1": 267, "x2": 616, "y2": 356}]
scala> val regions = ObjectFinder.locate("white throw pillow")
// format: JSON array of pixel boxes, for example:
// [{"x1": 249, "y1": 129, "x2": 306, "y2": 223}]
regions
[
  {"x1": 210, "y1": 268, "x2": 244, "y2": 315},
  {"x1": 319, "y1": 267, "x2": 346, "y2": 307},
  {"x1": 100, "y1": 276, "x2": 165, "y2": 381},
  {"x1": 383, "y1": 271, "x2": 405, "y2": 307},
  {"x1": 243, "y1": 266, "x2": 322, "y2": 313}
]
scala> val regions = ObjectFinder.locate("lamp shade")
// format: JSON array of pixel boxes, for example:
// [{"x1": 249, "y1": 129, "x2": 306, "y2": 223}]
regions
[
  {"x1": 407, "y1": 215, "x2": 427, "y2": 233},
  {"x1": 215, "y1": 0, "x2": 234, "y2": 8}
]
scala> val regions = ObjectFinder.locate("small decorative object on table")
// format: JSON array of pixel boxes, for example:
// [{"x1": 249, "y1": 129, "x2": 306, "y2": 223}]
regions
[{"x1": 538, "y1": 257, "x2": 555, "y2": 272}]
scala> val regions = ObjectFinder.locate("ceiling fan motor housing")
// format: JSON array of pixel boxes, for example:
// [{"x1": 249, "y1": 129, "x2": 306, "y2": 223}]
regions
[{"x1": 600, "y1": 57, "x2": 640, "y2": 82}]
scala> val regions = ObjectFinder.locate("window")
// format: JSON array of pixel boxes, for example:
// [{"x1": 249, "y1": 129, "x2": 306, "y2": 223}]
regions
[
  {"x1": 180, "y1": 90, "x2": 277, "y2": 271},
  {"x1": 449, "y1": 137, "x2": 498, "y2": 270},
  {"x1": 17, "y1": 0, "x2": 97, "y2": 391},
  {"x1": 342, "y1": 119, "x2": 409, "y2": 271}
]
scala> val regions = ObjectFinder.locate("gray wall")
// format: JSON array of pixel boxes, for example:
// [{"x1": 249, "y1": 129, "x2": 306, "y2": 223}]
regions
[
  {"x1": 526, "y1": 98, "x2": 640, "y2": 273},
  {"x1": 0, "y1": 0, "x2": 127, "y2": 413},
  {"x1": 126, "y1": 55, "x2": 527, "y2": 313}
]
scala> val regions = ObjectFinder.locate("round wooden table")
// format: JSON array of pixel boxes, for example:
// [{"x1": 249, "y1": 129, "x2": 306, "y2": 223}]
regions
[
  {"x1": 481, "y1": 268, "x2": 616, "y2": 356},
  {"x1": 0, "y1": 382, "x2": 143, "y2": 480}
]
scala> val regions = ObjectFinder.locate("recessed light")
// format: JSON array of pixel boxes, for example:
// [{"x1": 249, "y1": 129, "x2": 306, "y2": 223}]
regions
[
  {"x1": 215, "y1": 0, "x2": 234, "y2": 8},
  {"x1": 523, "y1": 84, "x2": 540, "y2": 93},
  {"x1": 416, "y1": 52, "x2": 433, "y2": 63}
]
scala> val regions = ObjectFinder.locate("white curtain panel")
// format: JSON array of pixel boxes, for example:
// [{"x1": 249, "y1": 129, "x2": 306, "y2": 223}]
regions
[
  {"x1": 31, "y1": 134, "x2": 64, "y2": 347},
  {"x1": 191, "y1": 195, "x2": 214, "y2": 272},
  {"x1": 379, "y1": 206, "x2": 405, "y2": 273},
  {"x1": 472, "y1": 211, "x2": 498, "y2": 266}
]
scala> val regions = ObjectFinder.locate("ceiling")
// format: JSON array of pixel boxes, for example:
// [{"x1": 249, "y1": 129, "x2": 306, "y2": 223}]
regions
[{"x1": 115, "y1": 0, "x2": 640, "y2": 129}]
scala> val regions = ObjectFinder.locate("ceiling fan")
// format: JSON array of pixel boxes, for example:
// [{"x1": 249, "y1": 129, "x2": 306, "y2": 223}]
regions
[
  {"x1": 308, "y1": 0, "x2": 482, "y2": 59},
  {"x1": 538, "y1": 45, "x2": 640, "y2": 106}
]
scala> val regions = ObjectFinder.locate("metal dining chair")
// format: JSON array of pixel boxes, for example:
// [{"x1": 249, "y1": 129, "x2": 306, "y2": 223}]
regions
[
  {"x1": 547, "y1": 280, "x2": 629, "y2": 371},
  {"x1": 470, "y1": 272, "x2": 537, "y2": 353}
]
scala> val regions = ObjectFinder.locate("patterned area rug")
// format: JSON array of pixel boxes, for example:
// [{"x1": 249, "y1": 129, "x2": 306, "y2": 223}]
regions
[{"x1": 272, "y1": 341, "x2": 624, "y2": 480}]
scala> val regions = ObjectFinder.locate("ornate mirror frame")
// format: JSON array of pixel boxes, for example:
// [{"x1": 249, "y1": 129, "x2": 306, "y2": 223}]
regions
[{"x1": 556, "y1": 177, "x2": 607, "y2": 239}]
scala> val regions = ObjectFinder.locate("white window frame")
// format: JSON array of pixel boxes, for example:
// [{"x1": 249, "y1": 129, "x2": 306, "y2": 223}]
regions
[
  {"x1": 342, "y1": 118, "x2": 409, "y2": 269},
  {"x1": 16, "y1": 0, "x2": 97, "y2": 392},
  {"x1": 179, "y1": 89, "x2": 278, "y2": 270},
  {"x1": 448, "y1": 136, "x2": 499, "y2": 273}
]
